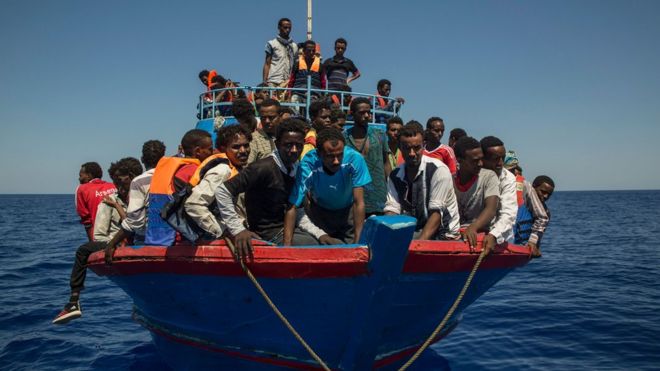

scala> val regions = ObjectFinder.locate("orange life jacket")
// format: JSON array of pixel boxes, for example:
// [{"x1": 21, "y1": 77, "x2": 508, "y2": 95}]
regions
[
  {"x1": 375, "y1": 95, "x2": 388, "y2": 109},
  {"x1": 298, "y1": 55, "x2": 320, "y2": 72},
  {"x1": 207, "y1": 70, "x2": 218, "y2": 91},
  {"x1": 189, "y1": 153, "x2": 238, "y2": 187}
]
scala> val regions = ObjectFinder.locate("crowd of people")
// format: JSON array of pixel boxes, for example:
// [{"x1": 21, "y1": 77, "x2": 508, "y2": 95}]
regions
[
  {"x1": 53, "y1": 18, "x2": 555, "y2": 325},
  {"x1": 198, "y1": 18, "x2": 404, "y2": 121}
]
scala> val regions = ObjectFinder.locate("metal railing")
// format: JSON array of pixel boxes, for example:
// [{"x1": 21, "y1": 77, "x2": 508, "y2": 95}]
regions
[{"x1": 197, "y1": 78, "x2": 403, "y2": 125}]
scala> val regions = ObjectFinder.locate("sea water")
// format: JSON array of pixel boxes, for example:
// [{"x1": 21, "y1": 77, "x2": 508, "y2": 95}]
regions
[{"x1": 1, "y1": 191, "x2": 659, "y2": 370}]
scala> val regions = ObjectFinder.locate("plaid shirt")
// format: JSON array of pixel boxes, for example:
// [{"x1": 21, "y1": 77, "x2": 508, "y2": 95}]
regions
[{"x1": 248, "y1": 129, "x2": 275, "y2": 164}]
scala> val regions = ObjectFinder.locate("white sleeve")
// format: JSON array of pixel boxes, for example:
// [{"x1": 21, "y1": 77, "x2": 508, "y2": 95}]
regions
[
  {"x1": 428, "y1": 166, "x2": 460, "y2": 239},
  {"x1": 296, "y1": 208, "x2": 326, "y2": 240},
  {"x1": 185, "y1": 165, "x2": 231, "y2": 238},
  {"x1": 383, "y1": 177, "x2": 402, "y2": 214},
  {"x1": 215, "y1": 183, "x2": 247, "y2": 236},
  {"x1": 489, "y1": 172, "x2": 518, "y2": 244}
]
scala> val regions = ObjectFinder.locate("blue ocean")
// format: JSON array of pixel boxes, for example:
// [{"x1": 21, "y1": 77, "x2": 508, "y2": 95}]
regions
[{"x1": 1, "y1": 191, "x2": 659, "y2": 370}]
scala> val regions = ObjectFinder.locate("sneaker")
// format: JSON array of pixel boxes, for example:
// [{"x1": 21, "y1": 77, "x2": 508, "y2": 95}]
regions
[{"x1": 52, "y1": 301, "x2": 82, "y2": 325}]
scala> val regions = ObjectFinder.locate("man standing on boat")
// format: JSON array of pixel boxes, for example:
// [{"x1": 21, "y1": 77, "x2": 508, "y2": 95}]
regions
[
  {"x1": 284, "y1": 127, "x2": 371, "y2": 245},
  {"x1": 453, "y1": 136, "x2": 500, "y2": 254},
  {"x1": 344, "y1": 97, "x2": 391, "y2": 216},
  {"x1": 384, "y1": 123, "x2": 460, "y2": 240},
  {"x1": 215, "y1": 119, "x2": 317, "y2": 259},
  {"x1": 323, "y1": 38, "x2": 361, "y2": 91},
  {"x1": 480, "y1": 136, "x2": 518, "y2": 252},
  {"x1": 287, "y1": 39, "x2": 326, "y2": 105},
  {"x1": 263, "y1": 18, "x2": 298, "y2": 101}
]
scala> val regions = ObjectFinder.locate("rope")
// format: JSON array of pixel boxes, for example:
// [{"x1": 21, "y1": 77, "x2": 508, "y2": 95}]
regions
[
  {"x1": 223, "y1": 238, "x2": 331, "y2": 371},
  {"x1": 398, "y1": 247, "x2": 489, "y2": 371}
]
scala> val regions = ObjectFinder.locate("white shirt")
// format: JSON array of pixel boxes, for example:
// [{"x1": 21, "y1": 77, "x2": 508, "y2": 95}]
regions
[
  {"x1": 384, "y1": 156, "x2": 460, "y2": 239},
  {"x1": 184, "y1": 163, "x2": 234, "y2": 238},
  {"x1": 489, "y1": 169, "x2": 518, "y2": 244},
  {"x1": 120, "y1": 169, "x2": 154, "y2": 236}
]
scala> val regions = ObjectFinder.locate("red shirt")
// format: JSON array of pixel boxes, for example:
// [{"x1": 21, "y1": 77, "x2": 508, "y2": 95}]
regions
[
  {"x1": 75, "y1": 179, "x2": 117, "y2": 228},
  {"x1": 423, "y1": 144, "x2": 457, "y2": 176},
  {"x1": 174, "y1": 164, "x2": 198, "y2": 184}
]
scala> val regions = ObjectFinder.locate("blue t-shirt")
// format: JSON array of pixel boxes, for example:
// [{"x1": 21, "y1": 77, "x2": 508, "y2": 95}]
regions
[{"x1": 289, "y1": 146, "x2": 372, "y2": 210}]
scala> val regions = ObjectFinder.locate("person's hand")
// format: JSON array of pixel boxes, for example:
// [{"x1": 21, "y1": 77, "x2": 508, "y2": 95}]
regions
[
  {"x1": 528, "y1": 242, "x2": 542, "y2": 258},
  {"x1": 104, "y1": 243, "x2": 117, "y2": 265},
  {"x1": 319, "y1": 234, "x2": 342, "y2": 245},
  {"x1": 461, "y1": 225, "x2": 479, "y2": 252},
  {"x1": 232, "y1": 230, "x2": 260, "y2": 261},
  {"x1": 482, "y1": 234, "x2": 496, "y2": 256},
  {"x1": 396, "y1": 97, "x2": 406, "y2": 104}
]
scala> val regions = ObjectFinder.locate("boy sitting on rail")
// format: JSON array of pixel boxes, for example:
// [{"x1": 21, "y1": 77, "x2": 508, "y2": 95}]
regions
[{"x1": 53, "y1": 157, "x2": 143, "y2": 325}]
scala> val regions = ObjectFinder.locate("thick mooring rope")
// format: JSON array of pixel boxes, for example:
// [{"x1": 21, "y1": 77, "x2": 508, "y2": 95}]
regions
[
  {"x1": 398, "y1": 247, "x2": 489, "y2": 371},
  {"x1": 224, "y1": 238, "x2": 331, "y2": 371}
]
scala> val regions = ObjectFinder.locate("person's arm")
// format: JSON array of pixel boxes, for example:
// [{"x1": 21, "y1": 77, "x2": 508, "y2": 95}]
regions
[
  {"x1": 103, "y1": 196, "x2": 127, "y2": 221},
  {"x1": 383, "y1": 176, "x2": 401, "y2": 216},
  {"x1": 263, "y1": 43, "x2": 273, "y2": 83},
  {"x1": 463, "y1": 195, "x2": 498, "y2": 252},
  {"x1": 525, "y1": 182, "x2": 550, "y2": 256},
  {"x1": 283, "y1": 205, "x2": 297, "y2": 246},
  {"x1": 320, "y1": 65, "x2": 327, "y2": 90},
  {"x1": 75, "y1": 188, "x2": 92, "y2": 232},
  {"x1": 418, "y1": 211, "x2": 442, "y2": 240},
  {"x1": 295, "y1": 207, "x2": 337, "y2": 244},
  {"x1": 215, "y1": 168, "x2": 259, "y2": 259},
  {"x1": 93, "y1": 203, "x2": 113, "y2": 242},
  {"x1": 121, "y1": 176, "x2": 147, "y2": 234},
  {"x1": 382, "y1": 131, "x2": 392, "y2": 178},
  {"x1": 347, "y1": 61, "x2": 360, "y2": 84},
  {"x1": 488, "y1": 173, "x2": 518, "y2": 245},
  {"x1": 352, "y1": 187, "x2": 366, "y2": 243},
  {"x1": 184, "y1": 166, "x2": 230, "y2": 238},
  {"x1": 104, "y1": 228, "x2": 127, "y2": 265}
]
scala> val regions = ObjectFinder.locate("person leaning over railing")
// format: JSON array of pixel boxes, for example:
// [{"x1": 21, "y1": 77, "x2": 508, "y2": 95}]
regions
[{"x1": 374, "y1": 79, "x2": 405, "y2": 123}]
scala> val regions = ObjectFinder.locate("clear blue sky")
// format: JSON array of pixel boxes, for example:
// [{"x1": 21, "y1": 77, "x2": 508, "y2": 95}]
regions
[{"x1": 1, "y1": 0, "x2": 659, "y2": 193}]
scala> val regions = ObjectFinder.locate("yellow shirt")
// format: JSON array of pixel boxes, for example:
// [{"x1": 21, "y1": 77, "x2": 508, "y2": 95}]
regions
[{"x1": 301, "y1": 129, "x2": 317, "y2": 159}]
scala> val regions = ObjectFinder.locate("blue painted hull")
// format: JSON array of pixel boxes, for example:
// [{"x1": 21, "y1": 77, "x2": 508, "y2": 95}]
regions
[{"x1": 90, "y1": 216, "x2": 530, "y2": 369}]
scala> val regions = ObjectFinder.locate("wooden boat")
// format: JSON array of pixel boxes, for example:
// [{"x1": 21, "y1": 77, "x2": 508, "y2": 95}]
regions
[{"x1": 89, "y1": 216, "x2": 531, "y2": 370}]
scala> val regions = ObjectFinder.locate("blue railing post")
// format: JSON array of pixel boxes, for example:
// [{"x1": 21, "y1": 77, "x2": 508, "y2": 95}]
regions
[
  {"x1": 371, "y1": 95, "x2": 377, "y2": 124},
  {"x1": 306, "y1": 75, "x2": 312, "y2": 120}
]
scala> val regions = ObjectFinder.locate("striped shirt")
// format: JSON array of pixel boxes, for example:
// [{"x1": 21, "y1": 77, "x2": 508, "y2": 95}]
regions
[{"x1": 522, "y1": 181, "x2": 551, "y2": 245}]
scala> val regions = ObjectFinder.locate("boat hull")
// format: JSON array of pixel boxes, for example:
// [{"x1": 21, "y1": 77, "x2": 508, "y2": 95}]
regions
[{"x1": 89, "y1": 216, "x2": 530, "y2": 370}]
